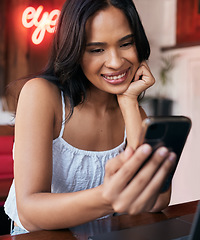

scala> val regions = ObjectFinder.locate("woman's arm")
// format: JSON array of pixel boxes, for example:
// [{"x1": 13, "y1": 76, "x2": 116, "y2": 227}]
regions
[
  {"x1": 117, "y1": 61, "x2": 155, "y2": 150},
  {"x1": 117, "y1": 62, "x2": 173, "y2": 212},
  {"x1": 14, "y1": 79, "x2": 113, "y2": 231},
  {"x1": 117, "y1": 98, "x2": 146, "y2": 149}
]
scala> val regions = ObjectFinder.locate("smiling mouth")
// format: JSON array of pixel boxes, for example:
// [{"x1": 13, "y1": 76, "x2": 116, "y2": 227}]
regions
[
  {"x1": 101, "y1": 69, "x2": 129, "y2": 84},
  {"x1": 103, "y1": 71, "x2": 126, "y2": 80}
]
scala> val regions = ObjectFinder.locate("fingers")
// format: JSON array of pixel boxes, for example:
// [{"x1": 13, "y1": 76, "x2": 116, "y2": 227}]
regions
[
  {"x1": 134, "y1": 61, "x2": 155, "y2": 88},
  {"x1": 128, "y1": 147, "x2": 170, "y2": 194},
  {"x1": 105, "y1": 146, "x2": 134, "y2": 176},
  {"x1": 117, "y1": 61, "x2": 155, "y2": 100},
  {"x1": 103, "y1": 144, "x2": 152, "y2": 203},
  {"x1": 111, "y1": 147, "x2": 176, "y2": 214},
  {"x1": 103, "y1": 147, "x2": 134, "y2": 203},
  {"x1": 113, "y1": 144, "x2": 152, "y2": 185},
  {"x1": 103, "y1": 144, "x2": 176, "y2": 215},
  {"x1": 129, "y1": 152, "x2": 176, "y2": 214},
  {"x1": 111, "y1": 146, "x2": 168, "y2": 212},
  {"x1": 139, "y1": 61, "x2": 150, "y2": 71},
  {"x1": 127, "y1": 61, "x2": 155, "y2": 98}
]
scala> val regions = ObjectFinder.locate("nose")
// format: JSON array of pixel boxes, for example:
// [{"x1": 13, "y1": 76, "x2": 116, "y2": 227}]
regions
[{"x1": 105, "y1": 49, "x2": 124, "y2": 69}]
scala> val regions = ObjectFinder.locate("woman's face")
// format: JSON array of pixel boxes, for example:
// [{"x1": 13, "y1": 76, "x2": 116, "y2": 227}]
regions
[{"x1": 81, "y1": 6, "x2": 140, "y2": 95}]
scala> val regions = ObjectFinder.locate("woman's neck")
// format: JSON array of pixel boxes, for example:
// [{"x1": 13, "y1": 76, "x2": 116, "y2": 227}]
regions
[{"x1": 83, "y1": 85, "x2": 119, "y2": 114}]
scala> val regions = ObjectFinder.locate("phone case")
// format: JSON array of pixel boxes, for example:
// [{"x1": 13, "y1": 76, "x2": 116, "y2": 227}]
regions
[{"x1": 139, "y1": 116, "x2": 192, "y2": 192}]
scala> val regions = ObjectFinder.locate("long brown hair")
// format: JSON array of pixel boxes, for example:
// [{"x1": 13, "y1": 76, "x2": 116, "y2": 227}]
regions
[{"x1": 40, "y1": 0, "x2": 150, "y2": 119}]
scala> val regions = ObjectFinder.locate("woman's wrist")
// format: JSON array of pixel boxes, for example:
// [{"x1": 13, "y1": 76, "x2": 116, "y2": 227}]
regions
[
  {"x1": 117, "y1": 93, "x2": 138, "y2": 106},
  {"x1": 117, "y1": 95, "x2": 140, "y2": 118},
  {"x1": 117, "y1": 95, "x2": 143, "y2": 150}
]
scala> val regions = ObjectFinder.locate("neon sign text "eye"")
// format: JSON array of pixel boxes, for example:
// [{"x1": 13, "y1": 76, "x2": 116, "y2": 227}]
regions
[{"x1": 22, "y1": 6, "x2": 60, "y2": 45}]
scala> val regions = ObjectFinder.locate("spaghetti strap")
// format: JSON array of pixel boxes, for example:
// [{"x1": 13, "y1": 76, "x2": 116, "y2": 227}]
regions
[
  {"x1": 124, "y1": 129, "x2": 127, "y2": 141},
  {"x1": 59, "y1": 91, "x2": 66, "y2": 138}
]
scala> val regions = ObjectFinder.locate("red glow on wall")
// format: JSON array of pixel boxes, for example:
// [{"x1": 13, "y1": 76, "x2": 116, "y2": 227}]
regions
[{"x1": 22, "y1": 6, "x2": 60, "y2": 45}]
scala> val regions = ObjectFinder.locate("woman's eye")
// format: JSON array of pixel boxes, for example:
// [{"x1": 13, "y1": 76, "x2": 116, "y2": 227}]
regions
[
  {"x1": 120, "y1": 41, "x2": 134, "y2": 48},
  {"x1": 90, "y1": 48, "x2": 104, "y2": 54}
]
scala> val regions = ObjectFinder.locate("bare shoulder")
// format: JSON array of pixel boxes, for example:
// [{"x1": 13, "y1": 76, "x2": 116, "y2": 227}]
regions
[
  {"x1": 20, "y1": 78, "x2": 59, "y2": 101},
  {"x1": 16, "y1": 78, "x2": 62, "y2": 138},
  {"x1": 18, "y1": 78, "x2": 61, "y2": 112}
]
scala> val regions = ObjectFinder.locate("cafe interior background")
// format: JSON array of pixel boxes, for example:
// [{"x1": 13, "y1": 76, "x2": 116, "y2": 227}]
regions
[{"x1": 0, "y1": 0, "x2": 200, "y2": 210}]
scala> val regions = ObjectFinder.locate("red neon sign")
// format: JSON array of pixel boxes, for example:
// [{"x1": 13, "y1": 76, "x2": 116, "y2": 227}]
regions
[{"x1": 22, "y1": 6, "x2": 60, "y2": 45}]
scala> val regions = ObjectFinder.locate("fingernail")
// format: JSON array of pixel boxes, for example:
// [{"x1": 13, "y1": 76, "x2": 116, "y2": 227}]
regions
[
  {"x1": 158, "y1": 147, "x2": 168, "y2": 156},
  {"x1": 168, "y1": 152, "x2": 177, "y2": 162},
  {"x1": 142, "y1": 144, "x2": 152, "y2": 154}
]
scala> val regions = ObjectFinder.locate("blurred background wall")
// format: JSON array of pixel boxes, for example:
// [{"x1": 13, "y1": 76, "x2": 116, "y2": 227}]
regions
[{"x1": 134, "y1": 0, "x2": 200, "y2": 205}]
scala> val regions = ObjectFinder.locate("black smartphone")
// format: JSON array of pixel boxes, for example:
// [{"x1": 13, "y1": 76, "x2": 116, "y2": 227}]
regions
[{"x1": 138, "y1": 116, "x2": 192, "y2": 192}]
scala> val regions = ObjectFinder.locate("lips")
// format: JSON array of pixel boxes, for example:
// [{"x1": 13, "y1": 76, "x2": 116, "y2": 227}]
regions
[{"x1": 101, "y1": 68, "x2": 129, "y2": 85}]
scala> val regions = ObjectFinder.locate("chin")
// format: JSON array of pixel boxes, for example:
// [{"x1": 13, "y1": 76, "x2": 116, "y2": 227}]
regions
[{"x1": 112, "y1": 83, "x2": 131, "y2": 95}]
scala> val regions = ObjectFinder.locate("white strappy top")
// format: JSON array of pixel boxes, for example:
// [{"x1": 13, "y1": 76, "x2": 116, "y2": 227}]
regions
[{"x1": 4, "y1": 92, "x2": 126, "y2": 230}]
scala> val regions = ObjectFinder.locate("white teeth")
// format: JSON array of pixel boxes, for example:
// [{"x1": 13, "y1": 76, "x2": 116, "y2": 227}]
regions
[{"x1": 104, "y1": 72, "x2": 126, "y2": 80}]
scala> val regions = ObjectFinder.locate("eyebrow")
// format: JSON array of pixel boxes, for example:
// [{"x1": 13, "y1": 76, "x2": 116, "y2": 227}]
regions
[
  {"x1": 86, "y1": 34, "x2": 134, "y2": 47},
  {"x1": 119, "y1": 34, "x2": 135, "y2": 42}
]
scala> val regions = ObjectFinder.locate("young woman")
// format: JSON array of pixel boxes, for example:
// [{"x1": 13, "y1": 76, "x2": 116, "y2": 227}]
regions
[{"x1": 5, "y1": 0, "x2": 176, "y2": 235}]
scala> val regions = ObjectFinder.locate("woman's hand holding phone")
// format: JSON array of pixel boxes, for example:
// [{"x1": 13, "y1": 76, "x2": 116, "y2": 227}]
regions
[{"x1": 102, "y1": 144, "x2": 176, "y2": 215}]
